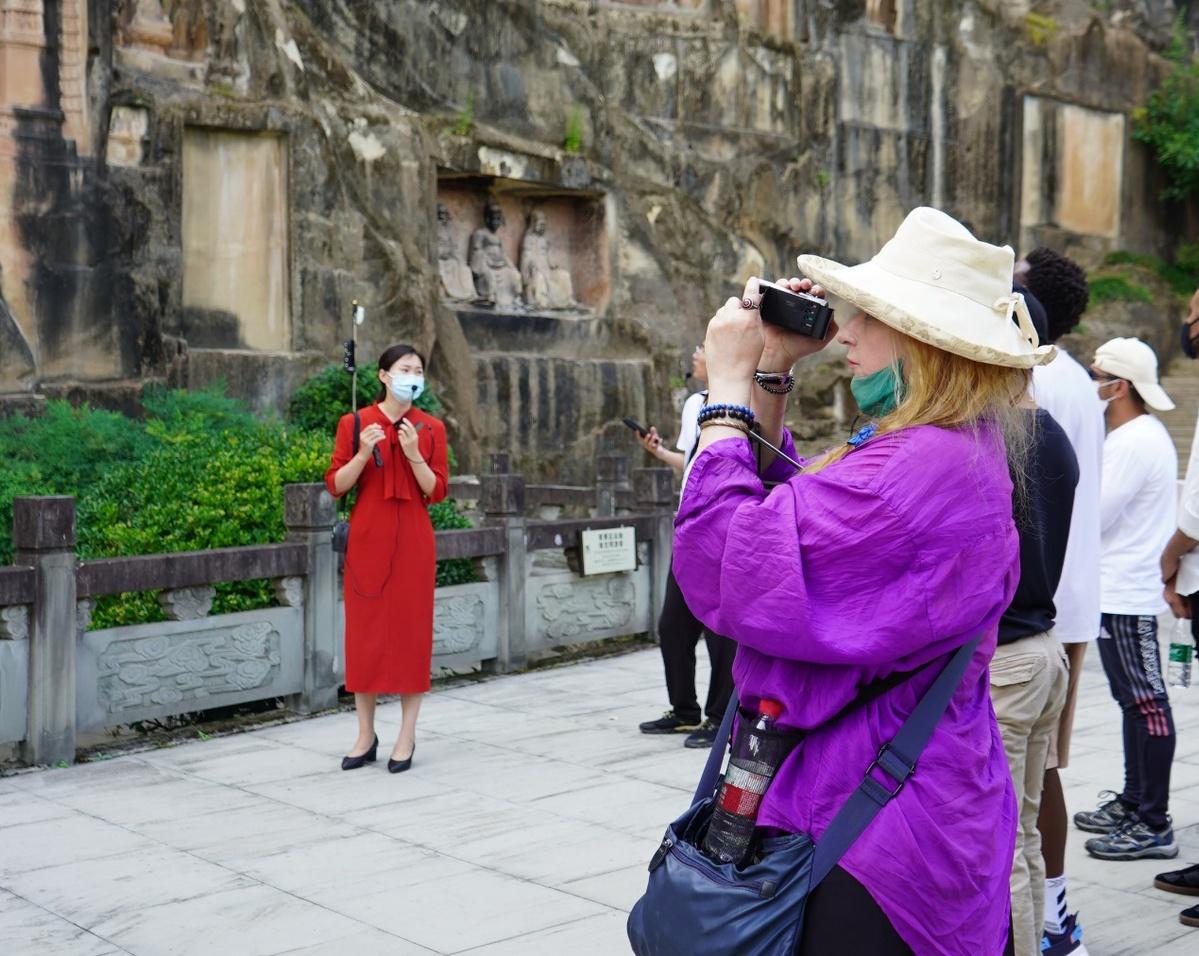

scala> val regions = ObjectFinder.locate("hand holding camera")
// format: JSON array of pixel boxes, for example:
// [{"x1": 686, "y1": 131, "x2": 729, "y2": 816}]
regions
[{"x1": 758, "y1": 275, "x2": 837, "y2": 373}]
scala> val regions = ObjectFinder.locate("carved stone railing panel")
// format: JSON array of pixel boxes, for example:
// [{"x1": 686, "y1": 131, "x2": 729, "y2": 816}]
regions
[
  {"x1": 433, "y1": 582, "x2": 499, "y2": 666},
  {"x1": 273, "y1": 576, "x2": 303, "y2": 608},
  {"x1": 75, "y1": 607, "x2": 303, "y2": 733},
  {"x1": 158, "y1": 585, "x2": 216, "y2": 621},
  {"x1": 0, "y1": 640, "x2": 28, "y2": 745},
  {"x1": 0, "y1": 604, "x2": 28, "y2": 640},
  {"x1": 525, "y1": 566, "x2": 652, "y2": 653}
]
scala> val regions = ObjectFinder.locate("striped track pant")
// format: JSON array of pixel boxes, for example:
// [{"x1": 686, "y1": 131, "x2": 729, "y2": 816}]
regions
[{"x1": 1097, "y1": 613, "x2": 1176, "y2": 829}]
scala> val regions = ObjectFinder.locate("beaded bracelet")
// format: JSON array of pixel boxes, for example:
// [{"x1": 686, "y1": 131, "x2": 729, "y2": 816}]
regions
[
  {"x1": 697, "y1": 402, "x2": 755, "y2": 427},
  {"x1": 699, "y1": 417, "x2": 751, "y2": 435},
  {"x1": 754, "y1": 370, "x2": 796, "y2": 395}
]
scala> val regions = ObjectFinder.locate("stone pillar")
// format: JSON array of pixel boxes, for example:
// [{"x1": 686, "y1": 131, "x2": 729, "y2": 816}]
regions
[
  {"x1": 480, "y1": 465, "x2": 527, "y2": 673},
  {"x1": 635, "y1": 468, "x2": 676, "y2": 642},
  {"x1": 13, "y1": 496, "x2": 77, "y2": 766},
  {"x1": 595, "y1": 453, "x2": 629, "y2": 518},
  {"x1": 284, "y1": 483, "x2": 339, "y2": 714}
]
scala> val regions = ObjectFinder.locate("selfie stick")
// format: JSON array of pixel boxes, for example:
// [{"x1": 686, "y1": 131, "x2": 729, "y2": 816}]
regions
[
  {"x1": 346, "y1": 300, "x2": 382, "y2": 468},
  {"x1": 746, "y1": 429, "x2": 803, "y2": 472}
]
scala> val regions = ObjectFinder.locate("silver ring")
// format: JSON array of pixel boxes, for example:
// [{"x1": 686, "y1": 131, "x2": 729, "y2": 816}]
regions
[{"x1": 742, "y1": 298, "x2": 758, "y2": 310}]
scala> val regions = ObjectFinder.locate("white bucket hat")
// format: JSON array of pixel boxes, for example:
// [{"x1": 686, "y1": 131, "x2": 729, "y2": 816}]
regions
[
  {"x1": 797, "y1": 207, "x2": 1056, "y2": 369},
  {"x1": 1092, "y1": 337, "x2": 1175, "y2": 411}
]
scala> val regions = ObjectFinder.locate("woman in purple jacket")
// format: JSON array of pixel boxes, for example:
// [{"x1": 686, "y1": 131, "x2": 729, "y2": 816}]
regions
[{"x1": 674, "y1": 208, "x2": 1056, "y2": 955}]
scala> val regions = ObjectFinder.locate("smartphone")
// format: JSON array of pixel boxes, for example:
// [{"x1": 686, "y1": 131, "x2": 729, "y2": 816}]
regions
[
  {"x1": 758, "y1": 280, "x2": 834, "y2": 339},
  {"x1": 623, "y1": 417, "x2": 648, "y2": 437}
]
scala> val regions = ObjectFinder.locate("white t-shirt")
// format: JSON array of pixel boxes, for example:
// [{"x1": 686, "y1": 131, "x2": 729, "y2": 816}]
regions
[
  {"x1": 1099, "y1": 414, "x2": 1177, "y2": 615},
  {"x1": 1175, "y1": 413, "x2": 1199, "y2": 595},
  {"x1": 677, "y1": 391, "x2": 705, "y2": 504},
  {"x1": 1032, "y1": 351, "x2": 1105, "y2": 642}
]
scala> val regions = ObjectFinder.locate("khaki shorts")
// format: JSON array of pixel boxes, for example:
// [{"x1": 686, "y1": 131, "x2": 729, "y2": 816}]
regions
[{"x1": 1047, "y1": 641, "x2": 1088, "y2": 771}]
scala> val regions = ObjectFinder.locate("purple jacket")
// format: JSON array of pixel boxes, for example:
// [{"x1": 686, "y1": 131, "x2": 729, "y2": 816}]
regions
[{"x1": 674, "y1": 425, "x2": 1019, "y2": 956}]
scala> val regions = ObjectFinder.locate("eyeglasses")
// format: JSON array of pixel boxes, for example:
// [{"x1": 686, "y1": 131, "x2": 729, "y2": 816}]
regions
[{"x1": 1087, "y1": 369, "x2": 1118, "y2": 384}]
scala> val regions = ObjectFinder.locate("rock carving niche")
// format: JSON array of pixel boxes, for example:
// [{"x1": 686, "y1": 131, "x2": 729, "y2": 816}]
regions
[
  {"x1": 116, "y1": 0, "x2": 209, "y2": 83},
  {"x1": 1019, "y1": 96, "x2": 1125, "y2": 246},
  {"x1": 181, "y1": 128, "x2": 290, "y2": 351},
  {"x1": 436, "y1": 180, "x2": 608, "y2": 315}
]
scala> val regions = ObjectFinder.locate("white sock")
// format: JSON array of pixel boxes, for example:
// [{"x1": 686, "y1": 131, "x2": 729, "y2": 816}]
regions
[{"x1": 1043, "y1": 875, "x2": 1068, "y2": 935}]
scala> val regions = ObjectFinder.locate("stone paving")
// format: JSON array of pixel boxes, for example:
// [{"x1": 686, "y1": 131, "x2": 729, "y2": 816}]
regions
[{"x1": 1, "y1": 643, "x2": 1197, "y2": 955}]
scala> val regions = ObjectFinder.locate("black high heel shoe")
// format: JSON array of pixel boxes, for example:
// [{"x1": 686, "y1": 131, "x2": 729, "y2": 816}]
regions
[
  {"x1": 341, "y1": 734, "x2": 378, "y2": 771},
  {"x1": 387, "y1": 743, "x2": 415, "y2": 774}
]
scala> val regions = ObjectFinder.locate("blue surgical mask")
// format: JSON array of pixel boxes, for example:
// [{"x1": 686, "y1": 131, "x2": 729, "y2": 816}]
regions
[{"x1": 388, "y1": 373, "x2": 425, "y2": 402}]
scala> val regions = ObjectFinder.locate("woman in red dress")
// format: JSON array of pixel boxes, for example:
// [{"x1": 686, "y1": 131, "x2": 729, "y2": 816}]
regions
[{"x1": 325, "y1": 344, "x2": 449, "y2": 773}]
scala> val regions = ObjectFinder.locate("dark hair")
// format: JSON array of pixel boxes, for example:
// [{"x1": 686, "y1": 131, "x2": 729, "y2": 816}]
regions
[
  {"x1": 375, "y1": 344, "x2": 427, "y2": 402},
  {"x1": 1023, "y1": 248, "x2": 1090, "y2": 343}
]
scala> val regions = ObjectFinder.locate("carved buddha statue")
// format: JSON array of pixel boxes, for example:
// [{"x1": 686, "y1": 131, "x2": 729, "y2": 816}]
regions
[
  {"x1": 468, "y1": 200, "x2": 523, "y2": 308},
  {"x1": 520, "y1": 210, "x2": 576, "y2": 310},
  {"x1": 436, "y1": 202, "x2": 475, "y2": 301}
]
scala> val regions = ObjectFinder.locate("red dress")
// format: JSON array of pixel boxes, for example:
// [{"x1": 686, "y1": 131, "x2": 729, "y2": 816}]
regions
[{"x1": 324, "y1": 404, "x2": 449, "y2": 693}]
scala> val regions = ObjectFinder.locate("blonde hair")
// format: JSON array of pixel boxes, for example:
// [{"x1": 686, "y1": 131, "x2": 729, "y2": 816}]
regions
[{"x1": 807, "y1": 332, "x2": 1033, "y2": 481}]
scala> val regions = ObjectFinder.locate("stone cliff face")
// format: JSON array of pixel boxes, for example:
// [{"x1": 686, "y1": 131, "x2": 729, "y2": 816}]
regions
[{"x1": 0, "y1": 1, "x2": 1195, "y2": 477}]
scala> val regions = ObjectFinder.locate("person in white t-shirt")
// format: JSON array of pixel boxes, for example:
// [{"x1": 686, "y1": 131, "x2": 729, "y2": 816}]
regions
[
  {"x1": 1153, "y1": 285, "x2": 1199, "y2": 925},
  {"x1": 635, "y1": 346, "x2": 734, "y2": 749},
  {"x1": 1017, "y1": 248, "x2": 1100, "y2": 954},
  {"x1": 1075, "y1": 338, "x2": 1179, "y2": 863}
]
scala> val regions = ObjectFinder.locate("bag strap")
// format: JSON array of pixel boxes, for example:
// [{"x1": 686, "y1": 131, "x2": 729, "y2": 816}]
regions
[
  {"x1": 809, "y1": 635, "x2": 979, "y2": 888},
  {"x1": 691, "y1": 635, "x2": 981, "y2": 886},
  {"x1": 339, "y1": 413, "x2": 363, "y2": 518}
]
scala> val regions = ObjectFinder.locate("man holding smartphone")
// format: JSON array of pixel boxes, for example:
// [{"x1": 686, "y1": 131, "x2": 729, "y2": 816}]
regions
[{"x1": 635, "y1": 345, "x2": 735, "y2": 749}]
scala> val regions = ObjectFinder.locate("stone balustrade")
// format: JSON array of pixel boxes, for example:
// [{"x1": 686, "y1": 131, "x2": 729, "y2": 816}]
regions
[{"x1": 0, "y1": 456, "x2": 676, "y2": 766}]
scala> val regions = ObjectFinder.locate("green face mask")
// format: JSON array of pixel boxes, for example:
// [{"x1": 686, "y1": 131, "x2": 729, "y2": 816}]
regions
[{"x1": 850, "y1": 363, "x2": 903, "y2": 418}]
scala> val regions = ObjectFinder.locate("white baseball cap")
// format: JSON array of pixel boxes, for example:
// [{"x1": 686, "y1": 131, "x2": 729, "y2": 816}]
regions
[{"x1": 1092, "y1": 337, "x2": 1175, "y2": 411}]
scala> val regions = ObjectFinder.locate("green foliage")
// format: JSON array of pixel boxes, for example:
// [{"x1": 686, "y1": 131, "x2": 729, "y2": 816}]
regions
[
  {"x1": 563, "y1": 105, "x2": 585, "y2": 154},
  {"x1": 1088, "y1": 274, "x2": 1154, "y2": 306},
  {"x1": 1133, "y1": 17, "x2": 1199, "y2": 202},
  {"x1": 1024, "y1": 13, "x2": 1059, "y2": 47},
  {"x1": 452, "y1": 93, "x2": 474, "y2": 136},
  {"x1": 815, "y1": 169, "x2": 830, "y2": 190},
  {"x1": 1100, "y1": 248, "x2": 1199, "y2": 299},
  {"x1": 429, "y1": 500, "x2": 477, "y2": 587}
]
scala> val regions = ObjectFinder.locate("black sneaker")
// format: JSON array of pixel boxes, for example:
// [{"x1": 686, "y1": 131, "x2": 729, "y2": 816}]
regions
[
  {"x1": 639, "y1": 710, "x2": 702, "y2": 735},
  {"x1": 1182, "y1": 903, "x2": 1199, "y2": 928},
  {"x1": 1085, "y1": 818, "x2": 1179, "y2": 861},
  {"x1": 1155, "y1": 861, "x2": 1199, "y2": 896},
  {"x1": 684, "y1": 720, "x2": 717, "y2": 749},
  {"x1": 1073, "y1": 790, "x2": 1135, "y2": 834}
]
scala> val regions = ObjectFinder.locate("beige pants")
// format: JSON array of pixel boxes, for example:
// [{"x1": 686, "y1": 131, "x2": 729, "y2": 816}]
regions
[{"x1": 990, "y1": 631, "x2": 1070, "y2": 956}]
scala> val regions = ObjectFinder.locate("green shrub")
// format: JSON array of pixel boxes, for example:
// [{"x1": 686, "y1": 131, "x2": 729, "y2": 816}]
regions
[
  {"x1": 287, "y1": 363, "x2": 444, "y2": 436},
  {"x1": 564, "y1": 105, "x2": 585, "y2": 154},
  {"x1": 1099, "y1": 250, "x2": 1199, "y2": 299},
  {"x1": 1089, "y1": 274, "x2": 1154, "y2": 306},
  {"x1": 430, "y1": 500, "x2": 476, "y2": 587},
  {"x1": 1133, "y1": 16, "x2": 1199, "y2": 202},
  {"x1": 0, "y1": 402, "x2": 155, "y2": 563}
]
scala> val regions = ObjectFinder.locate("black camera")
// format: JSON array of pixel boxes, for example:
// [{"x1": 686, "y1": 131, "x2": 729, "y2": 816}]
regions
[{"x1": 758, "y1": 280, "x2": 834, "y2": 339}]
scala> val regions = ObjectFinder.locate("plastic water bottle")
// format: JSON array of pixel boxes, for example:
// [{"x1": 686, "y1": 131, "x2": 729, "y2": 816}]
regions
[
  {"x1": 1168, "y1": 618, "x2": 1193, "y2": 689},
  {"x1": 701, "y1": 698, "x2": 792, "y2": 866}
]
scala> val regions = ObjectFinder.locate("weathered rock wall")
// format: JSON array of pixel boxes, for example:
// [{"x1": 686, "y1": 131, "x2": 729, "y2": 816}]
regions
[{"x1": 0, "y1": 1, "x2": 1195, "y2": 478}]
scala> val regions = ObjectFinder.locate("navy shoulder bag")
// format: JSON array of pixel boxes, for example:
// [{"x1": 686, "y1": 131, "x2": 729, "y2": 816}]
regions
[{"x1": 627, "y1": 636, "x2": 980, "y2": 956}]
